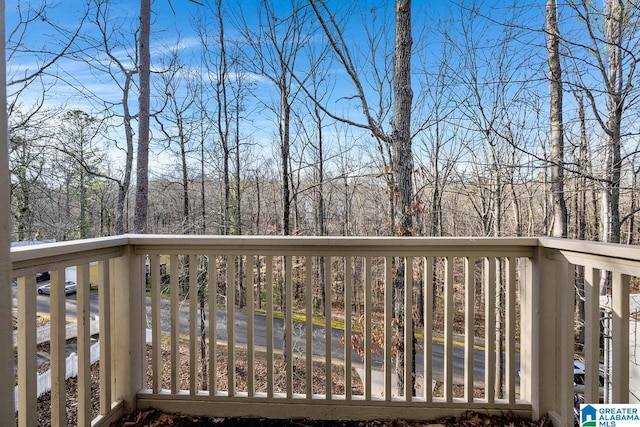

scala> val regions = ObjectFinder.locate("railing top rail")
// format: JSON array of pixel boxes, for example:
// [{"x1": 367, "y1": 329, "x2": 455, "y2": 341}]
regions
[
  {"x1": 10, "y1": 235, "x2": 129, "y2": 275},
  {"x1": 538, "y1": 237, "x2": 640, "y2": 265},
  {"x1": 11, "y1": 235, "x2": 640, "y2": 260},
  {"x1": 126, "y1": 234, "x2": 540, "y2": 256}
]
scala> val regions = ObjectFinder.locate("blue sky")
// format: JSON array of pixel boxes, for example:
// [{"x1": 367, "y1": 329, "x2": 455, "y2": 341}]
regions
[{"x1": 5, "y1": 0, "x2": 556, "y2": 178}]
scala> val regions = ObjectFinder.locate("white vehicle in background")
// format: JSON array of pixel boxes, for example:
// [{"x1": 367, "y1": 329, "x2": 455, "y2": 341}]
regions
[
  {"x1": 37, "y1": 281, "x2": 77, "y2": 295},
  {"x1": 573, "y1": 359, "x2": 605, "y2": 402}
]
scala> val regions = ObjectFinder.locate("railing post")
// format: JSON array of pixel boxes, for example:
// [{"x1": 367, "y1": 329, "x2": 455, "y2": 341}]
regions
[
  {"x1": 530, "y1": 246, "x2": 573, "y2": 427},
  {"x1": 0, "y1": 0, "x2": 15, "y2": 423},
  {"x1": 611, "y1": 272, "x2": 630, "y2": 403},
  {"x1": 112, "y1": 243, "x2": 145, "y2": 413}
]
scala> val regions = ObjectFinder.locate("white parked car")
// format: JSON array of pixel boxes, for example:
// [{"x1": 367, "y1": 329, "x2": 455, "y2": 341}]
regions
[
  {"x1": 37, "y1": 281, "x2": 77, "y2": 295},
  {"x1": 573, "y1": 359, "x2": 605, "y2": 402}
]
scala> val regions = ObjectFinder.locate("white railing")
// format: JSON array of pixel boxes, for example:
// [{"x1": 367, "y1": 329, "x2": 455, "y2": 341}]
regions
[{"x1": 5, "y1": 236, "x2": 640, "y2": 427}]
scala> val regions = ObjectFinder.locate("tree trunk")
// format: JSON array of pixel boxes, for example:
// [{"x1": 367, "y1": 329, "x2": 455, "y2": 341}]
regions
[
  {"x1": 393, "y1": 0, "x2": 413, "y2": 397},
  {"x1": 599, "y1": 0, "x2": 623, "y2": 295},
  {"x1": 547, "y1": 0, "x2": 567, "y2": 238},
  {"x1": 280, "y1": 75, "x2": 291, "y2": 237},
  {"x1": 133, "y1": 0, "x2": 151, "y2": 234}
]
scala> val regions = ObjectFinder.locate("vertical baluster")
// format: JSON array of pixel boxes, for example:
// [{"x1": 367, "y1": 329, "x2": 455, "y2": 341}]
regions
[
  {"x1": 170, "y1": 254, "x2": 179, "y2": 393},
  {"x1": 559, "y1": 261, "x2": 575, "y2": 419},
  {"x1": 464, "y1": 256, "x2": 475, "y2": 403},
  {"x1": 584, "y1": 267, "x2": 601, "y2": 403},
  {"x1": 324, "y1": 256, "x2": 332, "y2": 399},
  {"x1": 50, "y1": 269, "x2": 66, "y2": 425},
  {"x1": 189, "y1": 255, "x2": 197, "y2": 395},
  {"x1": 444, "y1": 256, "x2": 454, "y2": 402},
  {"x1": 404, "y1": 256, "x2": 413, "y2": 401},
  {"x1": 17, "y1": 274, "x2": 37, "y2": 426},
  {"x1": 344, "y1": 256, "x2": 352, "y2": 400},
  {"x1": 384, "y1": 256, "x2": 392, "y2": 401},
  {"x1": 506, "y1": 257, "x2": 516, "y2": 403},
  {"x1": 424, "y1": 256, "x2": 433, "y2": 403},
  {"x1": 612, "y1": 272, "x2": 630, "y2": 403},
  {"x1": 150, "y1": 255, "x2": 161, "y2": 393},
  {"x1": 77, "y1": 264, "x2": 91, "y2": 427},
  {"x1": 285, "y1": 256, "x2": 293, "y2": 398},
  {"x1": 518, "y1": 257, "x2": 531, "y2": 403},
  {"x1": 364, "y1": 256, "x2": 372, "y2": 400},
  {"x1": 485, "y1": 257, "x2": 496, "y2": 403},
  {"x1": 247, "y1": 256, "x2": 255, "y2": 397},
  {"x1": 227, "y1": 256, "x2": 236, "y2": 396},
  {"x1": 305, "y1": 256, "x2": 313, "y2": 398},
  {"x1": 208, "y1": 255, "x2": 217, "y2": 395},
  {"x1": 266, "y1": 256, "x2": 274, "y2": 398},
  {"x1": 98, "y1": 261, "x2": 112, "y2": 414}
]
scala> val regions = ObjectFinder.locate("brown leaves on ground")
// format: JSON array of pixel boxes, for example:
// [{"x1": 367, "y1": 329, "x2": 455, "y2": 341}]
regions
[{"x1": 112, "y1": 409, "x2": 551, "y2": 427}]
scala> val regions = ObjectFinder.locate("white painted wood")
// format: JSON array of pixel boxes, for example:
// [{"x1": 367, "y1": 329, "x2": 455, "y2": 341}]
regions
[
  {"x1": 404, "y1": 257, "x2": 413, "y2": 401},
  {"x1": 189, "y1": 255, "x2": 197, "y2": 396},
  {"x1": 137, "y1": 393, "x2": 533, "y2": 422},
  {"x1": 464, "y1": 257, "x2": 475, "y2": 403},
  {"x1": 112, "y1": 245, "x2": 145, "y2": 414},
  {"x1": 208, "y1": 255, "x2": 218, "y2": 395},
  {"x1": 227, "y1": 256, "x2": 236, "y2": 396},
  {"x1": 0, "y1": 6, "x2": 14, "y2": 422},
  {"x1": 484, "y1": 257, "x2": 496, "y2": 403},
  {"x1": 364, "y1": 256, "x2": 372, "y2": 401},
  {"x1": 17, "y1": 275, "x2": 37, "y2": 426},
  {"x1": 344, "y1": 256, "x2": 352, "y2": 401},
  {"x1": 506, "y1": 257, "x2": 516, "y2": 404},
  {"x1": 247, "y1": 256, "x2": 255, "y2": 398},
  {"x1": 150, "y1": 255, "x2": 161, "y2": 393},
  {"x1": 285, "y1": 256, "x2": 293, "y2": 399},
  {"x1": 612, "y1": 272, "x2": 630, "y2": 403},
  {"x1": 77, "y1": 263, "x2": 91, "y2": 427},
  {"x1": 424, "y1": 257, "x2": 433, "y2": 403},
  {"x1": 518, "y1": 257, "x2": 532, "y2": 403},
  {"x1": 532, "y1": 248, "x2": 559, "y2": 421},
  {"x1": 444, "y1": 256, "x2": 454, "y2": 403},
  {"x1": 584, "y1": 267, "x2": 601, "y2": 404},
  {"x1": 305, "y1": 256, "x2": 313, "y2": 399},
  {"x1": 98, "y1": 260, "x2": 113, "y2": 414},
  {"x1": 324, "y1": 257, "x2": 331, "y2": 399},
  {"x1": 558, "y1": 260, "x2": 575, "y2": 426},
  {"x1": 266, "y1": 256, "x2": 274, "y2": 398},
  {"x1": 50, "y1": 269, "x2": 67, "y2": 425},
  {"x1": 384, "y1": 256, "x2": 392, "y2": 401},
  {"x1": 9, "y1": 235, "x2": 640, "y2": 425},
  {"x1": 170, "y1": 254, "x2": 179, "y2": 394}
]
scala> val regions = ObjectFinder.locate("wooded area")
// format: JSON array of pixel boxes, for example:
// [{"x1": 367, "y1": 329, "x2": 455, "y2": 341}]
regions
[
  {"x1": 7, "y1": 0, "x2": 640, "y2": 246},
  {"x1": 6, "y1": 0, "x2": 640, "y2": 407}
]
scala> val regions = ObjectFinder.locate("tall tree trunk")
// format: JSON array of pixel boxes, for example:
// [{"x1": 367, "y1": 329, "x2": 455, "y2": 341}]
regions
[
  {"x1": 547, "y1": 0, "x2": 567, "y2": 238},
  {"x1": 576, "y1": 91, "x2": 588, "y2": 347},
  {"x1": 280, "y1": 76, "x2": 291, "y2": 237},
  {"x1": 115, "y1": 71, "x2": 135, "y2": 235},
  {"x1": 599, "y1": 0, "x2": 624, "y2": 294},
  {"x1": 393, "y1": 0, "x2": 414, "y2": 397},
  {"x1": 134, "y1": 0, "x2": 151, "y2": 234},
  {"x1": 216, "y1": 0, "x2": 231, "y2": 236}
]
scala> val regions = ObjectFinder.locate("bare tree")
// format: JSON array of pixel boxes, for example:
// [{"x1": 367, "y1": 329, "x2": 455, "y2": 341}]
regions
[
  {"x1": 134, "y1": 0, "x2": 151, "y2": 233},
  {"x1": 155, "y1": 54, "x2": 198, "y2": 234},
  {"x1": 237, "y1": 0, "x2": 313, "y2": 236},
  {"x1": 308, "y1": 0, "x2": 415, "y2": 395},
  {"x1": 547, "y1": 0, "x2": 567, "y2": 238}
]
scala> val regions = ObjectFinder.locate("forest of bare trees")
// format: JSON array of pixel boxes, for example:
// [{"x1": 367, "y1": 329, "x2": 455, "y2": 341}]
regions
[
  {"x1": 6, "y1": 0, "x2": 640, "y2": 246},
  {"x1": 6, "y1": 0, "x2": 640, "y2": 404}
]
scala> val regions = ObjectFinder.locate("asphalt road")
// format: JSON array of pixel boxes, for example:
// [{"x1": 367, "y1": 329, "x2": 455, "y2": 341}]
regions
[{"x1": 30, "y1": 288, "x2": 517, "y2": 386}]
